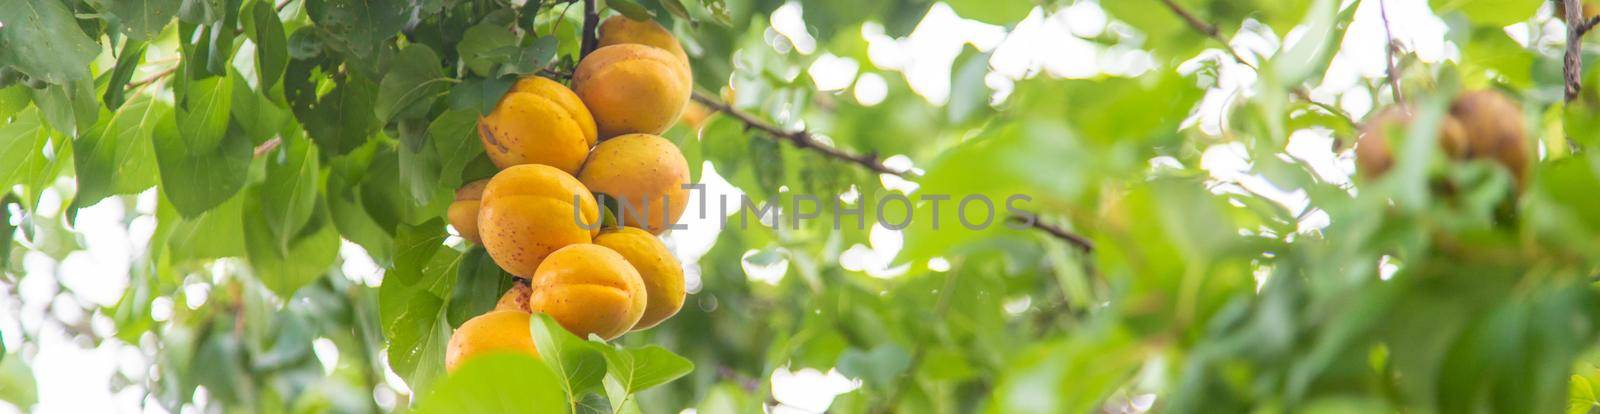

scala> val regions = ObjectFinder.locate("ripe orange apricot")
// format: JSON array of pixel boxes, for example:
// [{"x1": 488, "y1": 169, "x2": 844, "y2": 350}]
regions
[
  {"x1": 445, "y1": 310, "x2": 538, "y2": 372},
  {"x1": 572, "y1": 44, "x2": 691, "y2": 138},
  {"x1": 1450, "y1": 90, "x2": 1529, "y2": 186},
  {"x1": 495, "y1": 282, "x2": 532, "y2": 312},
  {"x1": 528, "y1": 244, "x2": 647, "y2": 340},
  {"x1": 594, "y1": 227, "x2": 685, "y2": 330},
  {"x1": 479, "y1": 164, "x2": 602, "y2": 278},
  {"x1": 598, "y1": 15, "x2": 689, "y2": 66},
  {"x1": 478, "y1": 76, "x2": 597, "y2": 174},
  {"x1": 1354, "y1": 106, "x2": 1467, "y2": 178},
  {"x1": 578, "y1": 133, "x2": 691, "y2": 234},
  {"x1": 446, "y1": 179, "x2": 490, "y2": 243}
]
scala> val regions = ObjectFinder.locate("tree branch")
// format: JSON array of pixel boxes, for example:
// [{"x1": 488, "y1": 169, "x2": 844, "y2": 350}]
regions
[
  {"x1": 690, "y1": 91, "x2": 908, "y2": 176},
  {"x1": 690, "y1": 90, "x2": 1096, "y2": 252},
  {"x1": 1565, "y1": 0, "x2": 1587, "y2": 101},
  {"x1": 1160, "y1": 0, "x2": 1358, "y2": 126},
  {"x1": 580, "y1": 0, "x2": 599, "y2": 57},
  {"x1": 1378, "y1": 0, "x2": 1404, "y2": 104}
]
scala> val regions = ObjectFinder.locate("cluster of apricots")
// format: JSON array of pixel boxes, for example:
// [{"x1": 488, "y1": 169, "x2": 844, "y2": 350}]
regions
[
  {"x1": 443, "y1": 16, "x2": 696, "y2": 371},
  {"x1": 1355, "y1": 90, "x2": 1529, "y2": 188}
]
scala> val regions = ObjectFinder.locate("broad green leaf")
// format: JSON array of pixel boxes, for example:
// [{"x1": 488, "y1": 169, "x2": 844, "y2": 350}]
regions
[
  {"x1": 177, "y1": 74, "x2": 234, "y2": 152},
  {"x1": 159, "y1": 190, "x2": 247, "y2": 261},
  {"x1": 28, "y1": 78, "x2": 99, "y2": 137},
  {"x1": 103, "y1": 39, "x2": 148, "y2": 110},
  {"x1": 229, "y1": 74, "x2": 289, "y2": 145},
  {"x1": 448, "y1": 76, "x2": 515, "y2": 116},
  {"x1": 598, "y1": 344, "x2": 694, "y2": 396},
  {"x1": 304, "y1": 0, "x2": 408, "y2": 59},
  {"x1": 447, "y1": 247, "x2": 514, "y2": 328},
  {"x1": 430, "y1": 109, "x2": 485, "y2": 187},
  {"x1": 246, "y1": 0, "x2": 289, "y2": 87},
  {"x1": 413, "y1": 353, "x2": 568, "y2": 414},
  {"x1": 392, "y1": 220, "x2": 450, "y2": 287},
  {"x1": 529, "y1": 313, "x2": 608, "y2": 406},
  {"x1": 381, "y1": 245, "x2": 461, "y2": 393},
  {"x1": 106, "y1": 0, "x2": 183, "y2": 40},
  {"x1": 1431, "y1": 0, "x2": 1541, "y2": 27},
  {"x1": 0, "y1": 108, "x2": 55, "y2": 198},
  {"x1": 945, "y1": 0, "x2": 1031, "y2": 25},
  {"x1": 0, "y1": 0, "x2": 100, "y2": 84},
  {"x1": 152, "y1": 109, "x2": 252, "y2": 218},
  {"x1": 457, "y1": 23, "x2": 519, "y2": 77},
  {"x1": 0, "y1": 349, "x2": 37, "y2": 409},
  {"x1": 243, "y1": 195, "x2": 340, "y2": 298},
  {"x1": 73, "y1": 96, "x2": 169, "y2": 208},
  {"x1": 836, "y1": 344, "x2": 912, "y2": 391},
  {"x1": 1270, "y1": 0, "x2": 1340, "y2": 86},
  {"x1": 259, "y1": 133, "x2": 321, "y2": 254},
  {"x1": 608, "y1": 0, "x2": 655, "y2": 20},
  {"x1": 299, "y1": 75, "x2": 379, "y2": 156},
  {"x1": 377, "y1": 44, "x2": 452, "y2": 124}
]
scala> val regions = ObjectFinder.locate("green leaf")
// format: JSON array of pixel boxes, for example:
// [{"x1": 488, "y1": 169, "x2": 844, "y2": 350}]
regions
[
  {"x1": 159, "y1": 190, "x2": 247, "y2": 261},
  {"x1": 448, "y1": 76, "x2": 515, "y2": 116},
  {"x1": 1431, "y1": 0, "x2": 1541, "y2": 27},
  {"x1": 430, "y1": 109, "x2": 485, "y2": 187},
  {"x1": 1270, "y1": 0, "x2": 1340, "y2": 86},
  {"x1": 393, "y1": 220, "x2": 449, "y2": 286},
  {"x1": 299, "y1": 74, "x2": 379, "y2": 155},
  {"x1": 177, "y1": 74, "x2": 235, "y2": 152},
  {"x1": 529, "y1": 313, "x2": 609, "y2": 405},
  {"x1": 152, "y1": 108, "x2": 252, "y2": 218},
  {"x1": 607, "y1": 0, "x2": 655, "y2": 20},
  {"x1": 945, "y1": 0, "x2": 1031, "y2": 24},
  {"x1": 246, "y1": 0, "x2": 289, "y2": 87},
  {"x1": 29, "y1": 78, "x2": 99, "y2": 137},
  {"x1": 105, "y1": 0, "x2": 183, "y2": 40},
  {"x1": 836, "y1": 344, "x2": 911, "y2": 391},
  {"x1": 304, "y1": 0, "x2": 408, "y2": 59},
  {"x1": 0, "y1": 108, "x2": 56, "y2": 199},
  {"x1": 229, "y1": 74, "x2": 289, "y2": 144},
  {"x1": 457, "y1": 23, "x2": 519, "y2": 77},
  {"x1": 73, "y1": 95, "x2": 169, "y2": 209},
  {"x1": 0, "y1": 0, "x2": 101, "y2": 84},
  {"x1": 381, "y1": 245, "x2": 461, "y2": 393},
  {"x1": 377, "y1": 44, "x2": 451, "y2": 124},
  {"x1": 243, "y1": 194, "x2": 340, "y2": 298},
  {"x1": 0, "y1": 349, "x2": 37, "y2": 409},
  {"x1": 259, "y1": 133, "x2": 321, "y2": 254},
  {"x1": 447, "y1": 247, "x2": 514, "y2": 328},
  {"x1": 597, "y1": 344, "x2": 694, "y2": 396},
  {"x1": 103, "y1": 39, "x2": 149, "y2": 110},
  {"x1": 413, "y1": 353, "x2": 568, "y2": 414}
]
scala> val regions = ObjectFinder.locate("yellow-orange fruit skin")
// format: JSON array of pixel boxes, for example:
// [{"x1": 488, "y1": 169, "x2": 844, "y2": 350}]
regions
[
  {"x1": 528, "y1": 244, "x2": 648, "y2": 340},
  {"x1": 445, "y1": 310, "x2": 539, "y2": 372},
  {"x1": 1449, "y1": 90, "x2": 1529, "y2": 186},
  {"x1": 598, "y1": 15, "x2": 689, "y2": 66},
  {"x1": 495, "y1": 282, "x2": 532, "y2": 312},
  {"x1": 478, "y1": 76, "x2": 597, "y2": 174},
  {"x1": 447, "y1": 180, "x2": 490, "y2": 243},
  {"x1": 578, "y1": 134, "x2": 691, "y2": 234},
  {"x1": 479, "y1": 165, "x2": 603, "y2": 278},
  {"x1": 594, "y1": 227, "x2": 685, "y2": 330},
  {"x1": 572, "y1": 44, "x2": 691, "y2": 138},
  {"x1": 679, "y1": 101, "x2": 713, "y2": 130},
  {"x1": 1354, "y1": 106, "x2": 1469, "y2": 179}
]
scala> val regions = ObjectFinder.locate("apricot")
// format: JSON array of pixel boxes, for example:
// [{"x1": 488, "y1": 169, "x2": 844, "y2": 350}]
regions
[
  {"x1": 1449, "y1": 90, "x2": 1528, "y2": 186},
  {"x1": 1557, "y1": 1, "x2": 1600, "y2": 22},
  {"x1": 578, "y1": 134, "x2": 691, "y2": 234},
  {"x1": 478, "y1": 76, "x2": 597, "y2": 174},
  {"x1": 1354, "y1": 106, "x2": 1467, "y2": 178},
  {"x1": 598, "y1": 16, "x2": 689, "y2": 66},
  {"x1": 572, "y1": 44, "x2": 691, "y2": 138},
  {"x1": 528, "y1": 244, "x2": 647, "y2": 340},
  {"x1": 679, "y1": 101, "x2": 714, "y2": 130},
  {"x1": 445, "y1": 310, "x2": 538, "y2": 372},
  {"x1": 479, "y1": 164, "x2": 602, "y2": 278},
  {"x1": 594, "y1": 227, "x2": 685, "y2": 330},
  {"x1": 447, "y1": 179, "x2": 490, "y2": 243},
  {"x1": 495, "y1": 281, "x2": 532, "y2": 312}
]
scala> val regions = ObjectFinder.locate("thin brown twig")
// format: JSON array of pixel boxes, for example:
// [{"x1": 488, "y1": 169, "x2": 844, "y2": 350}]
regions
[
  {"x1": 253, "y1": 137, "x2": 283, "y2": 157},
  {"x1": 1377, "y1": 0, "x2": 1404, "y2": 104},
  {"x1": 1565, "y1": 0, "x2": 1587, "y2": 101},
  {"x1": 690, "y1": 90, "x2": 908, "y2": 176},
  {"x1": 1160, "y1": 0, "x2": 1358, "y2": 127},
  {"x1": 689, "y1": 90, "x2": 1096, "y2": 252}
]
